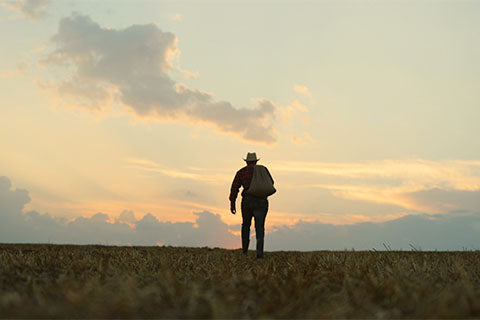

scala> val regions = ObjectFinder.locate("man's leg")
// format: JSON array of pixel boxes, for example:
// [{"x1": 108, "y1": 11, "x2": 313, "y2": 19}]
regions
[
  {"x1": 241, "y1": 196, "x2": 254, "y2": 254},
  {"x1": 253, "y1": 198, "x2": 268, "y2": 258}
]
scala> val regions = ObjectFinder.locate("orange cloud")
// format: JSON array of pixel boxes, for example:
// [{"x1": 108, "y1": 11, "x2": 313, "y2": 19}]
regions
[
  {"x1": 271, "y1": 159, "x2": 480, "y2": 190},
  {"x1": 293, "y1": 84, "x2": 313, "y2": 103},
  {"x1": 291, "y1": 132, "x2": 314, "y2": 145},
  {"x1": 0, "y1": 0, "x2": 50, "y2": 19},
  {"x1": 271, "y1": 159, "x2": 480, "y2": 213},
  {"x1": 125, "y1": 158, "x2": 231, "y2": 185}
]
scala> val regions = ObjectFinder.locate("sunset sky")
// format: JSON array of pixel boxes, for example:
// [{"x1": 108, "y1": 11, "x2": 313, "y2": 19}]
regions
[{"x1": 1, "y1": 0, "x2": 480, "y2": 249}]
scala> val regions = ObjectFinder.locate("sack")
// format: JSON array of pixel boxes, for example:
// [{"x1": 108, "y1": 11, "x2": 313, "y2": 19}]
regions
[{"x1": 247, "y1": 165, "x2": 276, "y2": 198}]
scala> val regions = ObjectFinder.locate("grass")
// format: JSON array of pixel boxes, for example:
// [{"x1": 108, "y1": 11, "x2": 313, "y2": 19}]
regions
[{"x1": 0, "y1": 243, "x2": 479, "y2": 318}]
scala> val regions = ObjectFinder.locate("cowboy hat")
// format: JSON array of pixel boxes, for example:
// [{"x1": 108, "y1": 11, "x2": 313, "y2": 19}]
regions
[{"x1": 243, "y1": 152, "x2": 260, "y2": 162}]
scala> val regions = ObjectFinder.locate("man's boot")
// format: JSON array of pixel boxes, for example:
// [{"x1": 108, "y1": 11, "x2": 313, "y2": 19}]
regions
[{"x1": 256, "y1": 238, "x2": 264, "y2": 259}]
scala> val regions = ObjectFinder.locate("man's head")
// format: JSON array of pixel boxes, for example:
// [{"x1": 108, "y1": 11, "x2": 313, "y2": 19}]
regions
[{"x1": 244, "y1": 152, "x2": 259, "y2": 166}]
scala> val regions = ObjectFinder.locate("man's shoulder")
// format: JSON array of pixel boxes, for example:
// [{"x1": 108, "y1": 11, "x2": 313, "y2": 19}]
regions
[
  {"x1": 239, "y1": 165, "x2": 269, "y2": 171},
  {"x1": 237, "y1": 166, "x2": 248, "y2": 174}
]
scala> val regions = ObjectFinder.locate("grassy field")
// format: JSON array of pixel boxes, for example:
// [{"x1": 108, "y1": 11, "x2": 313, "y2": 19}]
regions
[{"x1": 0, "y1": 244, "x2": 479, "y2": 318}]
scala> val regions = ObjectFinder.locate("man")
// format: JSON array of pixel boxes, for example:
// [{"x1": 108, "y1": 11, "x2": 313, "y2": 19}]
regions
[{"x1": 229, "y1": 152, "x2": 274, "y2": 259}]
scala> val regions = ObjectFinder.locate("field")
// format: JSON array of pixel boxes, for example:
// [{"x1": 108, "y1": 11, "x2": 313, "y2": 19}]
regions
[{"x1": 0, "y1": 244, "x2": 479, "y2": 318}]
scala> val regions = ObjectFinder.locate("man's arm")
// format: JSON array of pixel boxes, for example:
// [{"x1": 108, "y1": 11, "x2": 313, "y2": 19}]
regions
[{"x1": 229, "y1": 170, "x2": 242, "y2": 214}]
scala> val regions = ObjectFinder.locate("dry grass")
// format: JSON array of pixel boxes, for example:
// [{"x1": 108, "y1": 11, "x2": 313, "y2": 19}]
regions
[{"x1": 0, "y1": 244, "x2": 479, "y2": 318}]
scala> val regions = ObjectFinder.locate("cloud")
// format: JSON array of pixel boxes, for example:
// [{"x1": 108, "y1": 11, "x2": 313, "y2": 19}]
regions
[
  {"x1": 293, "y1": 84, "x2": 313, "y2": 103},
  {"x1": 0, "y1": 0, "x2": 50, "y2": 19},
  {"x1": 125, "y1": 158, "x2": 231, "y2": 185},
  {"x1": 280, "y1": 99, "x2": 308, "y2": 124},
  {"x1": 280, "y1": 86, "x2": 313, "y2": 142},
  {"x1": 272, "y1": 159, "x2": 480, "y2": 185},
  {"x1": 40, "y1": 13, "x2": 277, "y2": 144},
  {"x1": 405, "y1": 188, "x2": 480, "y2": 214},
  {"x1": 0, "y1": 61, "x2": 29, "y2": 78},
  {"x1": 133, "y1": 211, "x2": 236, "y2": 247},
  {"x1": 0, "y1": 176, "x2": 31, "y2": 238},
  {"x1": 118, "y1": 209, "x2": 137, "y2": 224},
  {"x1": 0, "y1": 176, "x2": 237, "y2": 247},
  {"x1": 267, "y1": 213, "x2": 480, "y2": 251},
  {"x1": 291, "y1": 132, "x2": 314, "y2": 145},
  {"x1": 271, "y1": 159, "x2": 480, "y2": 213},
  {"x1": 2, "y1": 175, "x2": 480, "y2": 251},
  {"x1": 0, "y1": 70, "x2": 19, "y2": 78}
]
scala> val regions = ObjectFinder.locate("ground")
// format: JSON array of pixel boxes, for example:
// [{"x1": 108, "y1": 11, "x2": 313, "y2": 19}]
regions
[{"x1": 0, "y1": 244, "x2": 479, "y2": 318}]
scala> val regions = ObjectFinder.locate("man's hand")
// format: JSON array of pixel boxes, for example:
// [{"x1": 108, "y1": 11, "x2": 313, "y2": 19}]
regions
[{"x1": 230, "y1": 201, "x2": 236, "y2": 215}]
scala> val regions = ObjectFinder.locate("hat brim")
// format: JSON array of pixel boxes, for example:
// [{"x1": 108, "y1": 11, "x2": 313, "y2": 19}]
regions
[{"x1": 244, "y1": 158, "x2": 260, "y2": 161}]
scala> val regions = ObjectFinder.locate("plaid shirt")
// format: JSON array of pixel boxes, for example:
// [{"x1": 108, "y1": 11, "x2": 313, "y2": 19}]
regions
[{"x1": 229, "y1": 164, "x2": 273, "y2": 201}]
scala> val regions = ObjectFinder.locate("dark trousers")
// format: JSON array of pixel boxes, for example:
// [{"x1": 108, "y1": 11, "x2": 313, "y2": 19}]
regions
[{"x1": 241, "y1": 195, "x2": 268, "y2": 257}]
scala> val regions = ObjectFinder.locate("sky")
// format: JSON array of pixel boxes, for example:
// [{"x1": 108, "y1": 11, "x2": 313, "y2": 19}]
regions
[{"x1": 1, "y1": 0, "x2": 479, "y2": 250}]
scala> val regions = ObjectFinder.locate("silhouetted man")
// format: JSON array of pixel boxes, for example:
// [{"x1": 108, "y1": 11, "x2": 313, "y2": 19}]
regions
[{"x1": 230, "y1": 152, "x2": 274, "y2": 258}]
